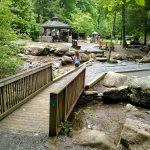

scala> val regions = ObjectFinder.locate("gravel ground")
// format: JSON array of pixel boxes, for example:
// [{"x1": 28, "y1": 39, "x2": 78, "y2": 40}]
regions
[{"x1": 0, "y1": 130, "x2": 49, "y2": 150}]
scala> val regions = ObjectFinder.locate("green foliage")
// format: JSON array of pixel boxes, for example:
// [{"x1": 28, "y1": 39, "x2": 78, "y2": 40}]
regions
[
  {"x1": 11, "y1": 0, "x2": 38, "y2": 38},
  {"x1": 0, "y1": 44, "x2": 24, "y2": 79},
  {"x1": 59, "y1": 121, "x2": 72, "y2": 135},
  {"x1": 71, "y1": 10, "x2": 95, "y2": 36},
  {"x1": 0, "y1": 1, "x2": 24, "y2": 79},
  {"x1": 83, "y1": 108, "x2": 95, "y2": 117},
  {"x1": 0, "y1": 1, "x2": 16, "y2": 44}
]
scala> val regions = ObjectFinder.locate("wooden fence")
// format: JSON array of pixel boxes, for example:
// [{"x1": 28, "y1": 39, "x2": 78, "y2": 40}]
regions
[
  {"x1": 49, "y1": 66, "x2": 86, "y2": 136},
  {"x1": 0, "y1": 63, "x2": 52, "y2": 120}
]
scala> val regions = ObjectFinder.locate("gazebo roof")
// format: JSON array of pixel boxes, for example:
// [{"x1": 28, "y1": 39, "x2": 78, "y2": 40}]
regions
[{"x1": 42, "y1": 17, "x2": 72, "y2": 29}]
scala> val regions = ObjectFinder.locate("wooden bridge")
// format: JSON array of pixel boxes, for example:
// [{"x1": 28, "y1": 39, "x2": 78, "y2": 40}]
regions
[{"x1": 0, "y1": 63, "x2": 86, "y2": 136}]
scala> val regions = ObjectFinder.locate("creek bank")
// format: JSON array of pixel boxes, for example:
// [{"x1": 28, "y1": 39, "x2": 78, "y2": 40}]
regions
[{"x1": 73, "y1": 71, "x2": 150, "y2": 150}]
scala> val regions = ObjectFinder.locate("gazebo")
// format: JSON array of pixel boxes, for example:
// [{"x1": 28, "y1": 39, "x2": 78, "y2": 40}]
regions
[{"x1": 39, "y1": 17, "x2": 72, "y2": 42}]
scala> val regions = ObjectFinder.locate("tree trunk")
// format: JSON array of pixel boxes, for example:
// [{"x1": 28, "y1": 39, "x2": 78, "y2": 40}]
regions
[
  {"x1": 122, "y1": 0, "x2": 126, "y2": 48},
  {"x1": 144, "y1": 8, "x2": 148, "y2": 45},
  {"x1": 108, "y1": 10, "x2": 117, "y2": 62}
]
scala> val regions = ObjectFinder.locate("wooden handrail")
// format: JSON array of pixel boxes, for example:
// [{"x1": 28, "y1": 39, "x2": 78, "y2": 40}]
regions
[
  {"x1": 49, "y1": 66, "x2": 86, "y2": 136},
  {"x1": 0, "y1": 62, "x2": 53, "y2": 120},
  {"x1": 0, "y1": 62, "x2": 52, "y2": 87}
]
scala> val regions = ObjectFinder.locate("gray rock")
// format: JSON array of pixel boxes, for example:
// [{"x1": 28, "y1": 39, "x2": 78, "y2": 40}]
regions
[
  {"x1": 125, "y1": 104, "x2": 138, "y2": 112},
  {"x1": 72, "y1": 129, "x2": 116, "y2": 150},
  {"x1": 28, "y1": 46, "x2": 45, "y2": 56},
  {"x1": 102, "y1": 72, "x2": 127, "y2": 87},
  {"x1": 113, "y1": 54, "x2": 124, "y2": 60},
  {"x1": 80, "y1": 53, "x2": 89, "y2": 62},
  {"x1": 65, "y1": 51, "x2": 75, "y2": 56},
  {"x1": 121, "y1": 118, "x2": 150, "y2": 150},
  {"x1": 43, "y1": 48, "x2": 50, "y2": 55},
  {"x1": 102, "y1": 86, "x2": 129, "y2": 103},
  {"x1": 54, "y1": 47, "x2": 69, "y2": 56},
  {"x1": 139, "y1": 57, "x2": 150, "y2": 63},
  {"x1": 90, "y1": 53, "x2": 96, "y2": 59},
  {"x1": 84, "y1": 90, "x2": 98, "y2": 96},
  {"x1": 96, "y1": 57, "x2": 107, "y2": 62},
  {"x1": 17, "y1": 53, "x2": 29, "y2": 60},
  {"x1": 61, "y1": 56, "x2": 73, "y2": 66},
  {"x1": 109, "y1": 59, "x2": 118, "y2": 64},
  {"x1": 128, "y1": 76, "x2": 150, "y2": 107},
  {"x1": 95, "y1": 54, "x2": 104, "y2": 57}
]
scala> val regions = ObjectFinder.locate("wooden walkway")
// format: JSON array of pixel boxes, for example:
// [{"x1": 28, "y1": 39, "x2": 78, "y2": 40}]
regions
[{"x1": 0, "y1": 67, "x2": 85, "y2": 134}]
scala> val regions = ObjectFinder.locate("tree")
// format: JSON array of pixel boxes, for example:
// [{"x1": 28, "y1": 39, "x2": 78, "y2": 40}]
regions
[
  {"x1": 0, "y1": 1, "x2": 23, "y2": 78},
  {"x1": 11, "y1": 0, "x2": 36, "y2": 35},
  {"x1": 71, "y1": 10, "x2": 95, "y2": 37}
]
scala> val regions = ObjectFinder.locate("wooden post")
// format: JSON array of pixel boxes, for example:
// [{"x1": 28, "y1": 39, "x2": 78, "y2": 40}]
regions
[
  {"x1": 62, "y1": 88, "x2": 67, "y2": 121},
  {"x1": 49, "y1": 93, "x2": 58, "y2": 136}
]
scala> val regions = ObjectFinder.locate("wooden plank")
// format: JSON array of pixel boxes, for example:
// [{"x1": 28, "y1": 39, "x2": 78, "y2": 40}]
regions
[
  {"x1": 2, "y1": 86, "x2": 7, "y2": 112},
  {"x1": 49, "y1": 93, "x2": 58, "y2": 136},
  {"x1": 0, "y1": 88, "x2": 3, "y2": 114}
]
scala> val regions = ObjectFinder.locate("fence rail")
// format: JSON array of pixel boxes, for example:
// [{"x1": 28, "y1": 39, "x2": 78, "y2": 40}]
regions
[
  {"x1": 49, "y1": 66, "x2": 86, "y2": 136},
  {"x1": 0, "y1": 63, "x2": 52, "y2": 120}
]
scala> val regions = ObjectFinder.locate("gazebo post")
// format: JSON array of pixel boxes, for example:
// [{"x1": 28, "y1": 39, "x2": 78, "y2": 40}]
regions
[{"x1": 68, "y1": 29, "x2": 72, "y2": 43}]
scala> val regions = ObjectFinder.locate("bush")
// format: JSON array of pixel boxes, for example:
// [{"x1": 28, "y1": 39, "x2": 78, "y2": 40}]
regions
[{"x1": 0, "y1": 45, "x2": 24, "y2": 79}]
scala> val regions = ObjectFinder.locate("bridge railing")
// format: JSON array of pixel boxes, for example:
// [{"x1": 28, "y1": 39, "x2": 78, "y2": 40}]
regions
[
  {"x1": 49, "y1": 66, "x2": 86, "y2": 136},
  {"x1": 0, "y1": 63, "x2": 52, "y2": 120}
]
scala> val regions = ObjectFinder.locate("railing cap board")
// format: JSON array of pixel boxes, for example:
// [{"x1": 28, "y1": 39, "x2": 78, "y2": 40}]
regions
[
  {"x1": 0, "y1": 62, "x2": 52, "y2": 87},
  {"x1": 50, "y1": 65, "x2": 86, "y2": 94}
]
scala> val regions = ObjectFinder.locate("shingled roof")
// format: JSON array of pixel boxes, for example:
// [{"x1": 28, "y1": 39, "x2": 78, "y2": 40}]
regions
[{"x1": 42, "y1": 17, "x2": 72, "y2": 29}]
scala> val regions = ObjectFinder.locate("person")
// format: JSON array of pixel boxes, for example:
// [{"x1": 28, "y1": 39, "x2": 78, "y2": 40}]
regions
[{"x1": 73, "y1": 51, "x2": 80, "y2": 67}]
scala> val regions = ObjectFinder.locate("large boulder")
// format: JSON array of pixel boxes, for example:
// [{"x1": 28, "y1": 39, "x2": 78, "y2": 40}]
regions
[
  {"x1": 121, "y1": 118, "x2": 150, "y2": 150},
  {"x1": 65, "y1": 51, "x2": 75, "y2": 56},
  {"x1": 54, "y1": 47, "x2": 69, "y2": 56},
  {"x1": 102, "y1": 72, "x2": 127, "y2": 87},
  {"x1": 26, "y1": 46, "x2": 45, "y2": 56},
  {"x1": 102, "y1": 86, "x2": 129, "y2": 103},
  {"x1": 61, "y1": 56, "x2": 73, "y2": 66},
  {"x1": 80, "y1": 53, "x2": 89, "y2": 62},
  {"x1": 128, "y1": 76, "x2": 150, "y2": 107},
  {"x1": 113, "y1": 54, "x2": 126, "y2": 60},
  {"x1": 72, "y1": 129, "x2": 116, "y2": 150}
]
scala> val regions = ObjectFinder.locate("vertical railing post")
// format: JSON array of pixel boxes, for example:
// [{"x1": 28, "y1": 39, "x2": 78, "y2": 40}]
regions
[
  {"x1": 49, "y1": 93, "x2": 58, "y2": 136},
  {"x1": 2, "y1": 86, "x2": 7, "y2": 112},
  {"x1": 62, "y1": 88, "x2": 67, "y2": 121}
]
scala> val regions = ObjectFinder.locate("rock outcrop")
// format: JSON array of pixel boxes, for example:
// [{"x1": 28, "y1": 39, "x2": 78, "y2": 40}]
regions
[
  {"x1": 72, "y1": 129, "x2": 116, "y2": 150},
  {"x1": 80, "y1": 53, "x2": 89, "y2": 62},
  {"x1": 61, "y1": 56, "x2": 73, "y2": 66},
  {"x1": 102, "y1": 72, "x2": 127, "y2": 87},
  {"x1": 128, "y1": 76, "x2": 150, "y2": 107},
  {"x1": 54, "y1": 47, "x2": 69, "y2": 56},
  {"x1": 121, "y1": 118, "x2": 150, "y2": 150},
  {"x1": 102, "y1": 86, "x2": 129, "y2": 103}
]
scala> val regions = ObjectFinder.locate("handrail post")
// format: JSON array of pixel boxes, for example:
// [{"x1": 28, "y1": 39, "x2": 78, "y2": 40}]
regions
[
  {"x1": 62, "y1": 88, "x2": 67, "y2": 121},
  {"x1": 49, "y1": 93, "x2": 58, "y2": 136}
]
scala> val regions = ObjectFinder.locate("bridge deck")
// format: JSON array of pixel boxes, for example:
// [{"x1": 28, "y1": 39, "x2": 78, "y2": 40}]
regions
[{"x1": 0, "y1": 67, "x2": 85, "y2": 134}]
